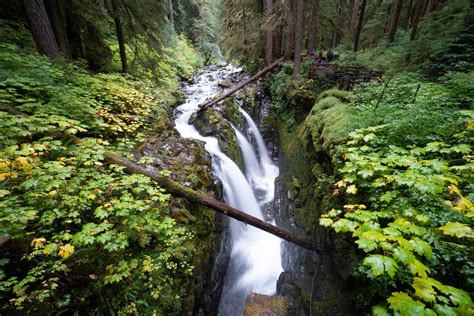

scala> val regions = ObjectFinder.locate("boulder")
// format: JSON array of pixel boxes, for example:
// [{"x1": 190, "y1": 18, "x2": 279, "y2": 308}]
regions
[{"x1": 243, "y1": 293, "x2": 288, "y2": 316}]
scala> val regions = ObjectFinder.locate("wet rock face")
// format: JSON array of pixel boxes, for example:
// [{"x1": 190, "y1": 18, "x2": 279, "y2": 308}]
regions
[
  {"x1": 137, "y1": 115, "x2": 231, "y2": 315},
  {"x1": 138, "y1": 129, "x2": 214, "y2": 191},
  {"x1": 194, "y1": 105, "x2": 245, "y2": 171},
  {"x1": 273, "y1": 130, "x2": 358, "y2": 315}
]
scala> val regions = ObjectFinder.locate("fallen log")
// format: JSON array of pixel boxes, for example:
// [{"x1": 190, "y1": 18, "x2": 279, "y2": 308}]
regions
[
  {"x1": 196, "y1": 57, "x2": 284, "y2": 115},
  {"x1": 104, "y1": 152, "x2": 321, "y2": 253},
  {"x1": 0, "y1": 104, "x2": 320, "y2": 252}
]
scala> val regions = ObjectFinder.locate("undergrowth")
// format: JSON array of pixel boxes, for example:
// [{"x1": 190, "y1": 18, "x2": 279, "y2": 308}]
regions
[
  {"x1": 315, "y1": 74, "x2": 473, "y2": 314},
  {"x1": 0, "y1": 24, "x2": 202, "y2": 314}
]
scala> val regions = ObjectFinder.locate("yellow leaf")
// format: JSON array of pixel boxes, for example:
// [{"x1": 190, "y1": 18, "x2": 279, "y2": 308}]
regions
[
  {"x1": 15, "y1": 157, "x2": 32, "y2": 171},
  {"x1": 58, "y1": 244, "x2": 75, "y2": 259},
  {"x1": 346, "y1": 185, "x2": 358, "y2": 195},
  {"x1": 31, "y1": 237, "x2": 46, "y2": 248},
  {"x1": 335, "y1": 180, "x2": 346, "y2": 188},
  {"x1": 48, "y1": 190, "x2": 58, "y2": 197},
  {"x1": 0, "y1": 160, "x2": 10, "y2": 170}
]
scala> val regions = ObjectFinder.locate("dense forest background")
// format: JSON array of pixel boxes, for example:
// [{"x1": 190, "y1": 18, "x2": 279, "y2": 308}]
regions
[{"x1": 0, "y1": 0, "x2": 472, "y2": 314}]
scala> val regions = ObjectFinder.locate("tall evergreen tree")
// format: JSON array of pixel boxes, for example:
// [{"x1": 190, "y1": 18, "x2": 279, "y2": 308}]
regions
[
  {"x1": 111, "y1": 0, "x2": 127, "y2": 73},
  {"x1": 293, "y1": 0, "x2": 304, "y2": 79},
  {"x1": 387, "y1": 0, "x2": 403, "y2": 43},
  {"x1": 353, "y1": 0, "x2": 367, "y2": 51},
  {"x1": 307, "y1": 0, "x2": 319, "y2": 55},
  {"x1": 265, "y1": 0, "x2": 274, "y2": 65},
  {"x1": 45, "y1": 0, "x2": 72, "y2": 58},
  {"x1": 284, "y1": 0, "x2": 295, "y2": 60},
  {"x1": 23, "y1": 0, "x2": 60, "y2": 58}
]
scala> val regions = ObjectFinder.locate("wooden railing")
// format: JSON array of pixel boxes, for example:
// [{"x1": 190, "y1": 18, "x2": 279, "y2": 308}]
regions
[{"x1": 308, "y1": 62, "x2": 383, "y2": 90}]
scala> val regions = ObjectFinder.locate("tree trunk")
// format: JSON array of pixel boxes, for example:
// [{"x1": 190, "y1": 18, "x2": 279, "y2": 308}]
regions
[
  {"x1": 111, "y1": 0, "x2": 127, "y2": 73},
  {"x1": 387, "y1": 0, "x2": 403, "y2": 43},
  {"x1": 293, "y1": 0, "x2": 304, "y2": 80},
  {"x1": 401, "y1": 0, "x2": 413, "y2": 29},
  {"x1": 353, "y1": 0, "x2": 367, "y2": 51},
  {"x1": 410, "y1": 0, "x2": 425, "y2": 41},
  {"x1": 350, "y1": 0, "x2": 360, "y2": 41},
  {"x1": 169, "y1": 0, "x2": 175, "y2": 32},
  {"x1": 331, "y1": 0, "x2": 342, "y2": 48},
  {"x1": 284, "y1": 0, "x2": 295, "y2": 60},
  {"x1": 64, "y1": 3, "x2": 83, "y2": 59},
  {"x1": 23, "y1": 0, "x2": 60, "y2": 58},
  {"x1": 265, "y1": 0, "x2": 274, "y2": 65},
  {"x1": 272, "y1": 0, "x2": 283, "y2": 59},
  {"x1": 44, "y1": 0, "x2": 72, "y2": 58},
  {"x1": 293, "y1": 0, "x2": 304, "y2": 79},
  {"x1": 104, "y1": 152, "x2": 319, "y2": 252},
  {"x1": 406, "y1": 0, "x2": 426, "y2": 61},
  {"x1": 307, "y1": 0, "x2": 319, "y2": 55}
]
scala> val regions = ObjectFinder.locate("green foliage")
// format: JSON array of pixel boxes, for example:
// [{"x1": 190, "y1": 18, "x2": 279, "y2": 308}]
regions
[
  {"x1": 320, "y1": 121, "x2": 473, "y2": 314},
  {"x1": 0, "y1": 38, "x2": 202, "y2": 314},
  {"x1": 269, "y1": 66, "x2": 335, "y2": 128},
  {"x1": 221, "y1": 0, "x2": 265, "y2": 69},
  {"x1": 348, "y1": 74, "x2": 469, "y2": 146},
  {"x1": 337, "y1": 0, "x2": 471, "y2": 75}
]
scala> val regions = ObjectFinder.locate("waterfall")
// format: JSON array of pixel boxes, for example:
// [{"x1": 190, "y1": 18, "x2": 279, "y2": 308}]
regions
[{"x1": 174, "y1": 64, "x2": 282, "y2": 315}]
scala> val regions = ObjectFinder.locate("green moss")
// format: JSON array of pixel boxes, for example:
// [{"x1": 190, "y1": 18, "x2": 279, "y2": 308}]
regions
[
  {"x1": 194, "y1": 108, "x2": 244, "y2": 170},
  {"x1": 317, "y1": 89, "x2": 353, "y2": 103},
  {"x1": 299, "y1": 91, "x2": 356, "y2": 158}
]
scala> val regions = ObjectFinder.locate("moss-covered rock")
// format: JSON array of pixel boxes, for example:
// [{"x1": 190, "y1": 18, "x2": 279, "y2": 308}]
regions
[
  {"x1": 194, "y1": 108, "x2": 244, "y2": 170},
  {"x1": 299, "y1": 89, "x2": 356, "y2": 157},
  {"x1": 137, "y1": 109, "x2": 231, "y2": 316},
  {"x1": 274, "y1": 89, "x2": 359, "y2": 315},
  {"x1": 243, "y1": 293, "x2": 288, "y2": 316}
]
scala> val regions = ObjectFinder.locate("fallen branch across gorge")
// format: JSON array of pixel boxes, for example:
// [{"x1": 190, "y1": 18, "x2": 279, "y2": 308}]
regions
[{"x1": 1, "y1": 104, "x2": 321, "y2": 253}]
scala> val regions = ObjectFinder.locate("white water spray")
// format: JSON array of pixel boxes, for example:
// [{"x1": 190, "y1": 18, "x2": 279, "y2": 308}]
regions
[{"x1": 174, "y1": 64, "x2": 282, "y2": 315}]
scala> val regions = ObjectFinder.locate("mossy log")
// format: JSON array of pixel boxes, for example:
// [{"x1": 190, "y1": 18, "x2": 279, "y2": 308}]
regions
[
  {"x1": 0, "y1": 104, "x2": 319, "y2": 252},
  {"x1": 196, "y1": 57, "x2": 284, "y2": 115},
  {"x1": 104, "y1": 152, "x2": 320, "y2": 253}
]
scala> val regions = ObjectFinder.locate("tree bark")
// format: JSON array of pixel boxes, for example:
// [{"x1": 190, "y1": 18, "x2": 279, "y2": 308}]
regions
[
  {"x1": 104, "y1": 152, "x2": 320, "y2": 252},
  {"x1": 307, "y1": 0, "x2": 319, "y2": 55},
  {"x1": 353, "y1": 0, "x2": 367, "y2": 51},
  {"x1": 284, "y1": 0, "x2": 295, "y2": 60},
  {"x1": 111, "y1": 0, "x2": 127, "y2": 73},
  {"x1": 197, "y1": 57, "x2": 284, "y2": 114},
  {"x1": 272, "y1": 0, "x2": 283, "y2": 59},
  {"x1": 265, "y1": 0, "x2": 274, "y2": 65},
  {"x1": 387, "y1": 0, "x2": 403, "y2": 43},
  {"x1": 64, "y1": 3, "x2": 83, "y2": 59},
  {"x1": 410, "y1": 0, "x2": 426, "y2": 41},
  {"x1": 293, "y1": 0, "x2": 304, "y2": 79},
  {"x1": 331, "y1": 0, "x2": 342, "y2": 48},
  {"x1": 169, "y1": 0, "x2": 175, "y2": 32},
  {"x1": 23, "y1": 0, "x2": 60, "y2": 58},
  {"x1": 406, "y1": 0, "x2": 426, "y2": 61},
  {"x1": 45, "y1": 0, "x2": 72, "y2": 58},
  {"x1": 401, "y1": 0, "x2": 413, "y2": 29},
  {"x1": 1, "y1": 103, "x2": 321, "y2": 253},
  {"x1": 350, "y1": 0, "x2": 360, "y2": 41}
]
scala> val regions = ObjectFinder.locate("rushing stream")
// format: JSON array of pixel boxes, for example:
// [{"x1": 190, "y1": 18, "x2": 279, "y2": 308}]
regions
[{"x1": 174, "y1": 64, "x2": 282, "y2": 315}]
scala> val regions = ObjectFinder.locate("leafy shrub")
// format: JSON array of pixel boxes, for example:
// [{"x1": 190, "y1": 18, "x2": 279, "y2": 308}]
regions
[
  {"x1": 0, "y1": 35, "x2": 202, "y2": 314},
  {"x1": 349, "y1": 74, "x2": 469, "y2": 146},
  {"x1": 269, "y1": 67, "x2": 335, "y2": 128},
  {"x1": 321, "y1": 123, "x2": 473, "y2": 315}
]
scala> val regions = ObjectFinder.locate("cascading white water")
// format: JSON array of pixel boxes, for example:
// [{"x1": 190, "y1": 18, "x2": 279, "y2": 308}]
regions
[{"x1": 174, "y1": 64, "x2": 282, "y2": 315}]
